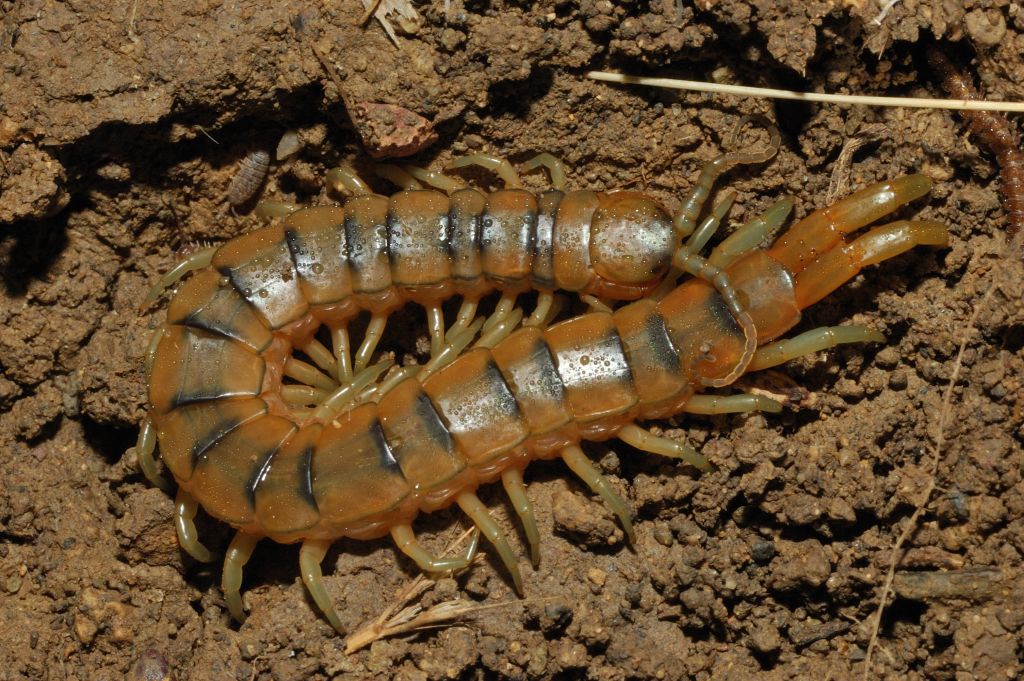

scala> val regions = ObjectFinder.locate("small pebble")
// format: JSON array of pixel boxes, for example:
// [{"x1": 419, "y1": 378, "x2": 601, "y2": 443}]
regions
[{"x1": 586, "y1": 567, "x2": 606, "y2": 587}]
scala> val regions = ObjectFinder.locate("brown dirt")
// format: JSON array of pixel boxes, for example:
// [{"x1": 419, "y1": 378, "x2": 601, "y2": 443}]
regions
[{"x1": 2, "y1": 1, "x2": 1023, "y2": 679}]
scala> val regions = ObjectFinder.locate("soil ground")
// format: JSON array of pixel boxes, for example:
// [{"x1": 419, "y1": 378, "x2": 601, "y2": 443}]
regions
[{"x1": 1, "y1": 1, "x2": 1023, "y2": 679}]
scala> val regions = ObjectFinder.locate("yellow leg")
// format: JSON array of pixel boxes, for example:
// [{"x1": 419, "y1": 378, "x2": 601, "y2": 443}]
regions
[
  {"x1": 560, "y1": 445, "x2": 636, "y2": 544},
  {"x1": 325, "y1": 166, "x2": 373, "y2": 196},
  {"x1": 521, "y1": 153, "x2": 568, "y2": 190},
  {"x1": 174, "y1": 488, "x2": 215, "y2": 563},
  {"x1": 402, "y1": 165, "x2": 467, "y2": 193},
  {"x1": 448, "y1": 154, "x2": 523, "y2": 188},
  {"x1": 299, "y1": 539, "x2": 344, "y2": 633},
  {"x1": 502, "y1": 468, "x2": 541, "y2": 566},
  {"x1": 390, "y1": 525, "x2": 480, "y2": 572},
  {"x1": 616, "y1": 423, "x2": 708, "y2": 471},
  {"x1": 222, "y1": 532, "x2": 260, "y2": 623},
  {"x1": 374, "y1": 164, "x2": 423, "y2": 190},
  {"x1": 456, "y1": 492, "x2": 524, "y2": 595}
]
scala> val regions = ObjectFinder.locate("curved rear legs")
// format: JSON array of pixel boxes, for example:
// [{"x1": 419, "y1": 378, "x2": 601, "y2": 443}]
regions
[
  {"x1": 560, "y1": 444, "x2": 636, "y2": 544},
  {"x1": 300, "y1": 539, "x2": 345, "y2": 633},
  {"x1": 175, "y1": 488, "x2": 215, "y2": 563}
]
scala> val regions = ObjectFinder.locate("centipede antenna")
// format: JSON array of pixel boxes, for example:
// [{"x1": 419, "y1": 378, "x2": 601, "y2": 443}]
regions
[{"x1": 585, "y1": 71, "x2": 1024, "y2": 112}]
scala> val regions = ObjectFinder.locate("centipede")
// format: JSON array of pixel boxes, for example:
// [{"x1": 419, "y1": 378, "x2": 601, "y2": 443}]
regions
[
  {"x1": 927, "y1": 46, "x2": 1024, "y2": 252},
  {"x1": 134, "y1": 120, "x2": 949, "y2": 634}
]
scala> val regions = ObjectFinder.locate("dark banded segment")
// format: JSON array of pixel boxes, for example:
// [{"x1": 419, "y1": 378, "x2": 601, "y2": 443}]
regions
[
  {"x1": 154, "y1": 397, "x2": 267, "y2": 483},
  {"x1": 378, "y1": 379, "x2": 465, "y2": 490},
  {"x1": 447, "y1": 189, "x2": 486, "y2": 284},
  {"x1": 211, "y1": 224, "x2": 309, "y2": 329},
  {"x1": 481, "y1": 189, "x2": 537, "y2": 287},
  {"x1": 545, "y1": 312, "x2": 637, "y2": 423},
  {"x1": 343, "y1": 195, "x2": 392, "y2": 295},
  {"x1": 312, "y1": 403, "x2": 411, "y2": 527},
  {"x1": 530, "y1": 190, "x2": 563, "y2": 290},
  {"x1": 283, "y1": 205, "x2": 354, "y2": 306},
  {"x1": 551, "y1": 191, "x2": 600, "y2": 291},
  {"x1": 422, "y1": 348, "x2": 529, "y2": 466},
  {"x1": 387, "y1": 191, "x2": 452, "y2": 288},
  {"x1": 254, "y1": 424, "x2": 321, "y2": 535},
  {"x1": 148, "y1": 326, "x2": 265, "y2": 414},
  {"x1": 657, "y1": 280, "x2": 746, "y2": 383},
  {"x1": 166, "y1": 269, "x2": 273, "y2": 352},
  {"x1": 190, "y1": 414, "x2": 297, "y2": 525},
  {"x1": 490, "y1": 326, "x2": 572, "y2": 437},
  {"x1": 612, "y1": 298, "x2": 691, "y2": 411}
]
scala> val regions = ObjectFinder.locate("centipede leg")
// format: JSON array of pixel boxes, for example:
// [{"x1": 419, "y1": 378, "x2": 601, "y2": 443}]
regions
[
  {"x1": 481, "y1": 292, "x2": 518, "y2": 334},
  {"x1": 748, "y1": 325, "x2": 886, "y2": 372},
  {"x1": 426, "y1": 304, "x2": 445, "y2": 357},
  {"x1": 354, "y1": 314, "x2": 388, "y2": 371},
  {"x1": 501, "y1": 468, "x2": 541, "y2": 566},
  {"x1": 174, "y1": 488, "x2": 215, "y2": 563},
  {"x1": 448, "y1": 154, "x2": 524, "y2": 189},
  {"x1": 253, "y1": 201, "x2": 302, "y2": 220},
  {"x1": 580, "y1": 294, "x2": 613, "y2": 314},
  {"x1": 390, "y1": 524, "x2": 480, "y2": 572},
  {"x1": 325, "y1": 166, "x2": 373, "y2": 196},
  {"x1": 682, "y1": 393, "x2": 783, "y2": 414},
  {"x1": 707, "y1": 196, "x2": 795, "y2": 269},
  {"x1": 456, "y1": 492, "x2": 524, "y2": 595},
  {"x1": 284, "y1": 356, "x2": 339, "y2": 391},
  {"x1": 135, "y1": 416, "x2": 173, "y2": 492},
  {"x1": 524, "y1": 291, "x2": 556, "y2": 327},
  {"x1": 374, "y1": 164, "x2": 423, "y2": 190},
  {"x1": 330, "y1": 324, "x2": 354, "y2": 384},
  {"x1": 143, "y1": 247, "x2": 218, "y2": 308},
  {"x1": 300, "y1": 337, "x2": 339, "y2": 377},
  {"x1": 521, "y1": 153, "x2": 568, "y2": 191},
  {"x1": 402, "y1": 165, "x2": 467, "y2": 193},
  {"x1": 616, "y1": 424, "x2": 708, "y2": 471},
  {"x1": 475, "y1": 308, "x2": 524, "y2": 348},
  {"x1": 445, "y1": 298, "x2": 480, "y2": 341},
  {"x1": 560, "y1": 444, "x2": 636, "y2": 544},
  {"x1": 299, "y1": 539, "x2": 344, "y2": 633},
  {"x1": 222, "y1": 531, "x2": 260, "y2": 623}
]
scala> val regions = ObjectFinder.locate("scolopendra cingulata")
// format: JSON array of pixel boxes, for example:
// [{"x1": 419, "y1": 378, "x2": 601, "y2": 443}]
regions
[
  {"x1": 927, "y1": 46, "x2": 1024, "y2": 253},
  {"x1": 133, "y1": 120, "x2": 949, "y2": 634}
]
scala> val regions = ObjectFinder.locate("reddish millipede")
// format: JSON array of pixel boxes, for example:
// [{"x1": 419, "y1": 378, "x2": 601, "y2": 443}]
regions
[
  {"x1": 135, "y1": 127, "x2": 949, "y2": 634},
  {"x1": 928, "y1": 46, "x2": 1024, "y2": 251}
]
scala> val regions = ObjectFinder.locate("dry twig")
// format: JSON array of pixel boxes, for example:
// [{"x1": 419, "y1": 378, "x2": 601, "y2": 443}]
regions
[
  {"x1": 826, "y1": 124, "x2": 890, "y2": 205},
  {"x1": 345, "y1": 528, "x2": 525, "y2": 654},
  {"x1": 862, "y1": 266, "x2": 1000, "y2": 679}
]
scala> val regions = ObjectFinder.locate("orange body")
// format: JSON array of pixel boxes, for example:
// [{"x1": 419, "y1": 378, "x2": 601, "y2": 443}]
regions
[{"x1": 149, "y1": 175, "x2": 948, "y2": 545}]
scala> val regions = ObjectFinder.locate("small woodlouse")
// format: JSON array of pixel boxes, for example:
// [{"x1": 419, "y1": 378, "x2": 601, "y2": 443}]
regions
[
  {"x1": 136, "y1": 124, "x2": 948, "y2": 633},
  {"x1": 226, "y1": 149, "x2": 271, "y2": 206}
]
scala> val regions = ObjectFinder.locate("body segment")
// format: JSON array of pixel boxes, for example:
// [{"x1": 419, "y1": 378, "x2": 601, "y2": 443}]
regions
[{"x1": 141, "y1": 136, "x2": 948, "y2": 633}]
